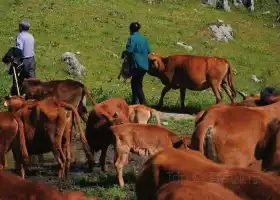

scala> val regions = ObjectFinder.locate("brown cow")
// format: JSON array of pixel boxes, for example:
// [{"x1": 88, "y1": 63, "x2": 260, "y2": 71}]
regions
[
  {"x1": 135, "y1": 148, "x2": 280, "y2": 200},
  {"x1": 0, "y1": 112, "x2": 28, "y2": 177},
  {"x1": 20, "y1": 78, "x2": 96, "y2": 123},
  {"x1": 85, "y1": 97, "x2": 130, "y2": 172},
  {"x1": 195, "y1": 87, "x2": 280, "y2": 125},
  {"x1": 128, "y1": 104, "x2": 161, "y2": 125},
  {"x1": 110, "y1": 123, "x2": 189, "y2": 188},
  {"x1": 4, "y1": 96, "x2": 93, "y2": 178},
  {"x1": 0, "y1": 171, "x2": 98, "y2": 200},
  {"x1": 191, "y1": 99, "x2": 280, "y2": 171},
  {"x1": 156, "y1": 180, "x2": 242, "y2": 200},
  {"x1": 147, "y1": 53, "x2": 244, "y2": 108}
]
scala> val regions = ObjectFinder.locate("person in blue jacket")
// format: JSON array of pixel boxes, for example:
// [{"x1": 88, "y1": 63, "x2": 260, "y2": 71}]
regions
[{"x1": 126, "y1": 22, "x2": 151, "y2": 105}]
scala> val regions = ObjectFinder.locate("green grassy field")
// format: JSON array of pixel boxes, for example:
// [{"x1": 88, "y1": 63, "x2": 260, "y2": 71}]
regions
[{"x1": 1, "y1": 0, "x2": 280, "y2": 199}]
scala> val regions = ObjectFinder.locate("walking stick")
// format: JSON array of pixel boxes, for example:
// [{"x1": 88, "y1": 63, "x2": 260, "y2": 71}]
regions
[{"x1": 12, "y1": 65, "x2": 20, "y2": 96}]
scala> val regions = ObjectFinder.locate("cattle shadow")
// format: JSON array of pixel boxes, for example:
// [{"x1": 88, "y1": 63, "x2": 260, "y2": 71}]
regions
[{"x1": 75, "y1": 170, "x2": 136, "y2": 188}]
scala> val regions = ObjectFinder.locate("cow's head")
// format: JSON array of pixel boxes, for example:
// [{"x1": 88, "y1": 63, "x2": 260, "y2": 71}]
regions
[
  {"x1": 148, "y1": 53, "x2": 165, "y2": 75},
  {"x1": 3, "y1": 95, "x2": 26, "y2": 112},
  {"x1": 2, "y1": 47, "x2": 23, "y2": 65}
]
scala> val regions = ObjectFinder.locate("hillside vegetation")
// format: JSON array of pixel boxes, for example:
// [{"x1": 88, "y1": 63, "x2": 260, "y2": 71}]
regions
[{"x1": 1, "y1": 0, "x2": 280, "y2": 199}]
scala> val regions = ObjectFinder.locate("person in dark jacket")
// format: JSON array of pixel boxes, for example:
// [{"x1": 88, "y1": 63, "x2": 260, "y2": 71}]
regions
[{"x1": 126, "y1": 22, "x2": 151, "y2": 105}]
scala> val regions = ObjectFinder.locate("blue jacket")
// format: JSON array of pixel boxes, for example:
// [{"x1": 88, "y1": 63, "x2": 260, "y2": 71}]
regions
[{"x1": 126, "y1": 32, "x2": 151, "y2": 71}]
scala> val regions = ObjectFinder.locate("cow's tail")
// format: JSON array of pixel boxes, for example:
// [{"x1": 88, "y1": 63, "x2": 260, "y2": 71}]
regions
[
  {"x1": 60, "y1": 101, "x2": 94, "y2": 161},
  {"x1": 14, "y1": 115, "x2": 29, "y2": 164},
  {"x1": 83, "y1": 85, "x2": 97, "y2": 107},
  {"x1": 226, "y1": 61, "x2": 246, "y2": 100},
  {"x1": 191, "y1": 120, "x2": 220, "y2": 162},
  {"x1": 226, "y1": 61, "x2": 237, "y2": 98}
]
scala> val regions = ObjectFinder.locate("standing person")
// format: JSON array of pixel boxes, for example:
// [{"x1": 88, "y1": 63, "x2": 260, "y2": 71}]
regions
[
  {"x1": 126, "y1": 22, "x2": 151, "y2": 105},
  {"x1": 11, "y1": 19, "x2": 36, "y2": 95}
]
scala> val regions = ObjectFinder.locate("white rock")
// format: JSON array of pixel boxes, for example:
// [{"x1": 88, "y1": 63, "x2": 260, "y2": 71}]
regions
[
  {"x1": 176, "y1": 42, "x2": 193, "y2": 51},
  {"x1": 162, "y1": 121, "x2": 169, "y2": 126},
  {"x1": 252, "y1": 75, "x2": 262, "y2": 83}
]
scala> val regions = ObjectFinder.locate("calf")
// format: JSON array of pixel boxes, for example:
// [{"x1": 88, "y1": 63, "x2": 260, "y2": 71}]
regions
[
  {"x1": 0, "y1": 171, "x2": 98, "y2": 200},
  {"x1": 4, "y1": 96, "x2": 93, "y2": 178},
  {"x1": 85, "y1": 97, "x2": 129, "y2": 172},
  {"x1": 0, "y1": 112, "x2": 28, "y2": 177},
  {"x1": 128, "y1": 104, "x2": 161, "y2": 125},
  {"x1": 135, "y1": 148, "x2": 280, "y2": 200},
  {"x1": 111, "y1": 123, "x2": 188, "y2": 188},
  {"x1": 20, "y1": 78, "x2": 96, "y2": 123},
  {"x1": 156, "y1": 180, "x2": 242, "y2": 200}
]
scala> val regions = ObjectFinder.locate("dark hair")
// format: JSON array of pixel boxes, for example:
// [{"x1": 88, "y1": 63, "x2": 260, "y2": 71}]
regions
[
  {"x1": 20, "y1": 25, "x2": 29, "y2": 31},
  {"x1": 129, "y1": 22, "x2": 141, "y2": 33}
]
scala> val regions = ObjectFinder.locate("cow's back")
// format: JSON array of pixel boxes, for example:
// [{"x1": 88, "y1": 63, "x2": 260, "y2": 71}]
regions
[
  {"x1": 164, "y1": 54, "x2": 229, "y2": 90},
  {"x1": 155, "y1": 180, "x2": 242, "y2": 200},
  {"x1": 111, "y1": 123, "x2": 181, "y2": 155}
]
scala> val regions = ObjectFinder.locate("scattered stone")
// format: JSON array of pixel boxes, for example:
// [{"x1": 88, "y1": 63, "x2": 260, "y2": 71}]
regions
[
  {"x1": 252, "y1": 74, "x2": 262, "y2": 83},
  {"x1": 61, "y1": 52, "x2": 85, "y2": 79},
  {"x1": 217, "y1": 19, "x2": 224, "y2": 23},
  {"x1": 262, "y1": 11, "x2": 271, "y2": 15},
  {"x1": 209, "y1": 22, "x2": 234, "y2": 43},
  {"x1": 162, "y1": 121, "x2": 169, "y2": 126},
  {"x1": 176, "y1": 42, "x2": 193, "y2": 51}
]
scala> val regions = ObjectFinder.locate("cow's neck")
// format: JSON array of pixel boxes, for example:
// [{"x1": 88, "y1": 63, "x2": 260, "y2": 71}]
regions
[{"x1": 158, "y1": 57, "x2": 173, "y2": 85}]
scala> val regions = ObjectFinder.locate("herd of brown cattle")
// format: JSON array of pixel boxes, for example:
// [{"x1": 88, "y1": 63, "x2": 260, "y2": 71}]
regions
[{"x1": 1, "y1": 53, "x2": 280, "y2": 199}]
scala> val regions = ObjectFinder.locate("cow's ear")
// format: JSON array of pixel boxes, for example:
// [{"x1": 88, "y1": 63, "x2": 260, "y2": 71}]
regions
[{"x1": 22, "y1": 93, "x2": 26, "y2": 99}]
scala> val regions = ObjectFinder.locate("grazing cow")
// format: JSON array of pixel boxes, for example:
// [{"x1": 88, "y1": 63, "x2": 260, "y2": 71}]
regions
[
  {"x1": 156, "y1": 180, "x2": 242, "y2": 200},
  {"x1": 85, "y1": 97, "x2": 130, "y2": 172},
  {"x1": 147, "y1": 53, "x2": 244, "y2": 108},
  {"x1": 4, "y1": 96, "x2": 93, "y2": 178},
  {"x1": 20, "y1": 78, "x2": 96, "y2": 123},
  {"x1": 111, "y1": 123, "x2": 189, "y2": 188},
  {"x1": 191, "y1": 98, "x2": 280, "y2": 171},
  {"x1": 128, "y1": 104, "x2": 161, "y2": 125},
  {"x1": 135, "y1": 148, "x2": 280, "y2": 200},
  {"x1": 0, "y1": 112, "x2": 28, "y2": 177},
  {"x1": 0, "y1": 171, "x2": 98, "y2": 200}
]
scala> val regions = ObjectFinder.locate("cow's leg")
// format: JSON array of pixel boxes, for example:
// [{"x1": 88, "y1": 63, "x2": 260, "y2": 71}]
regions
[
  {"x1": 211, "y1": 81, "x2": 223, "y2": 104},
  {"x1": 180, "y1": 88, "x2": 186, "y2": 108},
  {"x1": 0, "y1": 153, "x2": 5, "y2": 170},
  {"x1": 62, "y1": 117, "x2": 72, "y2": 178},
  {"x1": 100, "y1": 146, "x2": 109, "y2": 172},
  {"x1": 50, "y1": 116, "x2": 67, "y2": 178},
  {"x1": 158, "y1": 86, "x2": 171, "y2": 108},
  {"x1": 114, "y1": 150, "x2": 129, "y2": 188}
]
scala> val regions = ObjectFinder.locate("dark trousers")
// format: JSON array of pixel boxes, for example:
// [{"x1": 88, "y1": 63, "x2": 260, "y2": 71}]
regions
[
  {"x1": 11, "y1": 57, "x2": 36, "y2": 95},
  {"x1": 131, "y1": 68, "x2": 147, "y2": 105}
]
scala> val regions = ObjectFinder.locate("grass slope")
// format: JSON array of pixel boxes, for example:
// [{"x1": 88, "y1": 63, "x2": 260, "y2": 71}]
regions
[{"x1": 0, "y1": 0, "x2": 280, "y2": 199}]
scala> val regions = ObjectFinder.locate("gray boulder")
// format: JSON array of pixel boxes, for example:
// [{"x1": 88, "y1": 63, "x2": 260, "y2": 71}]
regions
[
  {"x1": 61, "y1": 52, "x2": 85, "y2": 80},
  {"x1": 209, "y1": 22, "x2": 234, "y2": 43}
]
